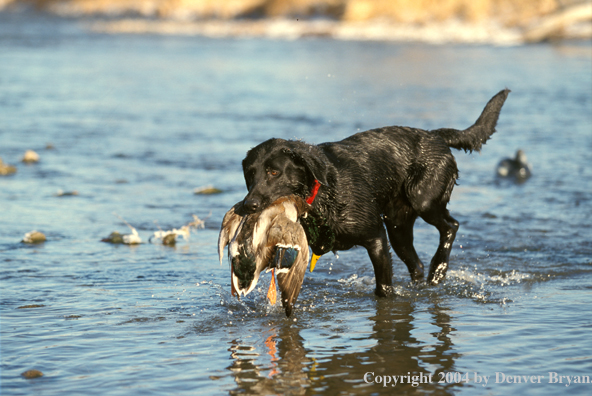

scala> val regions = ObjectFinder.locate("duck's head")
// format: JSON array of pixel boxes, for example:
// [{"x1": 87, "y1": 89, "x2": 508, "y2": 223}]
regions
[
  {"x1": 231, "y1": 243, "x2": 259, "y2": 296},
  {"x1": 515, "y1": 150, "x2": 527, "y2": 165},
  {"x1": 227, "y1": 214, "x2": 264, "y2": 298}
]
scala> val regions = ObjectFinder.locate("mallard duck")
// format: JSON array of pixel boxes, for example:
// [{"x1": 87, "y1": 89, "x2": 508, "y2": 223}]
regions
[
  {"x1": 218, "y1": 195, "x2": 311, "y2": 317},
  {"x1": 497, "y1": 149, "x2": 532, "y2": 181}
]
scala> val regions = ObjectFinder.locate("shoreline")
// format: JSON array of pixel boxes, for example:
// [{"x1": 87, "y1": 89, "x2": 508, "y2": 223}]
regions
[
  {"x1": 1, "y1": 0, "x2": 591, "y2": 44},
  {"x1": 89, "y1": 18, "x2": 527, "y2": 45}
]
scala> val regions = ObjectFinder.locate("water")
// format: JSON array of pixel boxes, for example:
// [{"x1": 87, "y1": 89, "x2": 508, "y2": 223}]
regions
[{"x1": 1, "y1": 11, "x2": 591, "y2": 395}]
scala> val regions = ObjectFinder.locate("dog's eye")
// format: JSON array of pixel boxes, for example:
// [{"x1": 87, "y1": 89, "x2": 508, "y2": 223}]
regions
[{"x1": 268, "y1": 169, "x2": 280, "y2": 177}]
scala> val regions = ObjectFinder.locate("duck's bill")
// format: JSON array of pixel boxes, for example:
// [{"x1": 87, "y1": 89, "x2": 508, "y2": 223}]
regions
[{"x1": 310, "y1": 254, "x2": 321, "y2": 272}]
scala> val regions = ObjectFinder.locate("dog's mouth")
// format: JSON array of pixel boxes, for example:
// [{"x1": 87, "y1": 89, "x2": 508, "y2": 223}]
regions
[
  {"x1": 237, "y1": 197, "x2": 271, "y2": 215},
  {"x1": 234, "y1": 203, "x2": 256, "y2": 216}
]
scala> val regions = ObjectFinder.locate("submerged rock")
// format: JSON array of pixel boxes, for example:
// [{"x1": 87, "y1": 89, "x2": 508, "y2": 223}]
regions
[
  {"x1": 194, "y1": 185, "x2": 223, "y2": 195},
  {"x1": 21, "y1": 369, "x2": 44, "y2": 379},
  {"x1": 56, "y1": 189, "x2": 79, "y2": 197},
  {"x1": 0, "y1": 157, "x2": 17, "y2": 175},
  {"x1": 22, "y1": 150, "x2": 40, "y2": 163},
  {"x1": 162, "y1": 233, "x2": 177, "y2": 246},
  {"x1": 102, "y1": 231, "x2": 124, "y2": 244},
  {"x1": 22, "y1": 231, "x2": 46, "y2": 244},
  {"x1": 101, "y1": 231, "x2": 141, "y2": 245}
]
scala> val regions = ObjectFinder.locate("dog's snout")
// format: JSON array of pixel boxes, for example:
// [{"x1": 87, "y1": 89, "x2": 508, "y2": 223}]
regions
[{"x1": 243, "y1": 198, "x2": 260, "y2": 213}]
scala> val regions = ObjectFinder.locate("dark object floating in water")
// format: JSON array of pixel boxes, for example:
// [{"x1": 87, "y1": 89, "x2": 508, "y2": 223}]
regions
[
  {"x1": 497, "y1": 150, "x2": 532, "y2": 181},
  {"x1": 21, "y1": 369, "x2": 44, "y2": 379},
  {"x1": 218, "y1": 195, "x2": 311, "y2": 317},
  {"x1": 17, "y1": 304, "x2": 45, "y2": 309}
]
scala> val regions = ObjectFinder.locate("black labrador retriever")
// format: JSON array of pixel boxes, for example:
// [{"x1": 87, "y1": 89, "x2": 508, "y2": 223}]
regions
[{"x1": 239, "y1": 89, "x2": 510, "y2": 296}]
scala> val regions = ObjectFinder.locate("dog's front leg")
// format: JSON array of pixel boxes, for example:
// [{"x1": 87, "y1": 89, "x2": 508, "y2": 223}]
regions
[{"x1": 364, "y1": 232, "x2": 394, "y2": 297}]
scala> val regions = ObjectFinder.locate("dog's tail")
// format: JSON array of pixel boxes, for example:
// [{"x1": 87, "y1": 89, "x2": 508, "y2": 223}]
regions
[{"x1": 434, "y1": 89, "x2": 510, "y2": 152}]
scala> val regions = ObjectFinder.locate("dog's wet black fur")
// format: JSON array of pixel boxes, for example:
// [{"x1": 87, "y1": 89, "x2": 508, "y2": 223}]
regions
[{"x1": 239, "y1": 90, "x2": 510, "y2": 296}]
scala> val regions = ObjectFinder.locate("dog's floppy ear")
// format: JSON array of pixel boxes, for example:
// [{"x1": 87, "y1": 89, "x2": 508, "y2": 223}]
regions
[{"x1": 283, "y1": 146, "x2": 330, "y2": 187}]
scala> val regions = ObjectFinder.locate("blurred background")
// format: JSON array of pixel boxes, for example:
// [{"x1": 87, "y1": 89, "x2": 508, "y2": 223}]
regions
[{"x1": 2, "y1": 0, "x2": 591, "y2": 43}]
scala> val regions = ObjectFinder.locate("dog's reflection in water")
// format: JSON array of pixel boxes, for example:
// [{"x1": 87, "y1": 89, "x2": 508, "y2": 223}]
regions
[{"x1": 224, "y1": 299, "x2": 458, "y2": 395}]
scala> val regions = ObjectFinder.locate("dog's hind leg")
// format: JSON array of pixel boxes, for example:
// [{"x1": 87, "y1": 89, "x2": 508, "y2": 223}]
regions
[
  {"x1": 383, "y1": 200, "x2": 425, "y2": 282},
  {"x1": 363, "y1": 230, "x2": 395, "y2": 297},
  {"x1": 420, "y1": 208, "x2": 459, "y2": 285}
]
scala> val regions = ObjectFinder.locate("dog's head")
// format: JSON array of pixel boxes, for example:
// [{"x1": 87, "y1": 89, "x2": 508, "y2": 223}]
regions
[{"x1": 240, "y1": 138, "x2": 328, "y2": 214}]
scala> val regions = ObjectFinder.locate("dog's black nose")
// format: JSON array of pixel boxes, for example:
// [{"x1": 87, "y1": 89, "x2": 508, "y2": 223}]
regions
[{"x1": 243, "y1": 198, "x2": 260, "y2": 213}]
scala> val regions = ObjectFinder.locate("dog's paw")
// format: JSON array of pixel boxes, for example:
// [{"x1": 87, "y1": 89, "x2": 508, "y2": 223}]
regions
[
  {"x1": 410, "y1": 268, "x2": 425, "y2": 283},
  {"x1": 427, "y1": 262, "x2": 448, "y2": 285},
  {"x1": 374, "y1": 284, "x2": 395, "y2": 298}
]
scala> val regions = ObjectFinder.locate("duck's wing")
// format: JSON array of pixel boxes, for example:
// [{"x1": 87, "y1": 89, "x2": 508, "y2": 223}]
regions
[
  {"x1": 266, "y1": 216, "x2": 309, "y2": 317},
  {"x1": 218, "y1": 203, "x2": 243, "y2": 265},
  {"x1": 276, "y1": 250, "x2": 308, "y2": 317}
]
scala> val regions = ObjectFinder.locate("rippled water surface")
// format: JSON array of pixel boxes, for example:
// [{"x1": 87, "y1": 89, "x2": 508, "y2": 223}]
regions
[{"x1": 1, "y1": 12, "x2": 591, "y2": 396}]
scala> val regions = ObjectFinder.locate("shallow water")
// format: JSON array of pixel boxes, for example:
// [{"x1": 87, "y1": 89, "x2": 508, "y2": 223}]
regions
[{"x1": 1, "y1": 11, "x2": 592, "y2": 396}]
